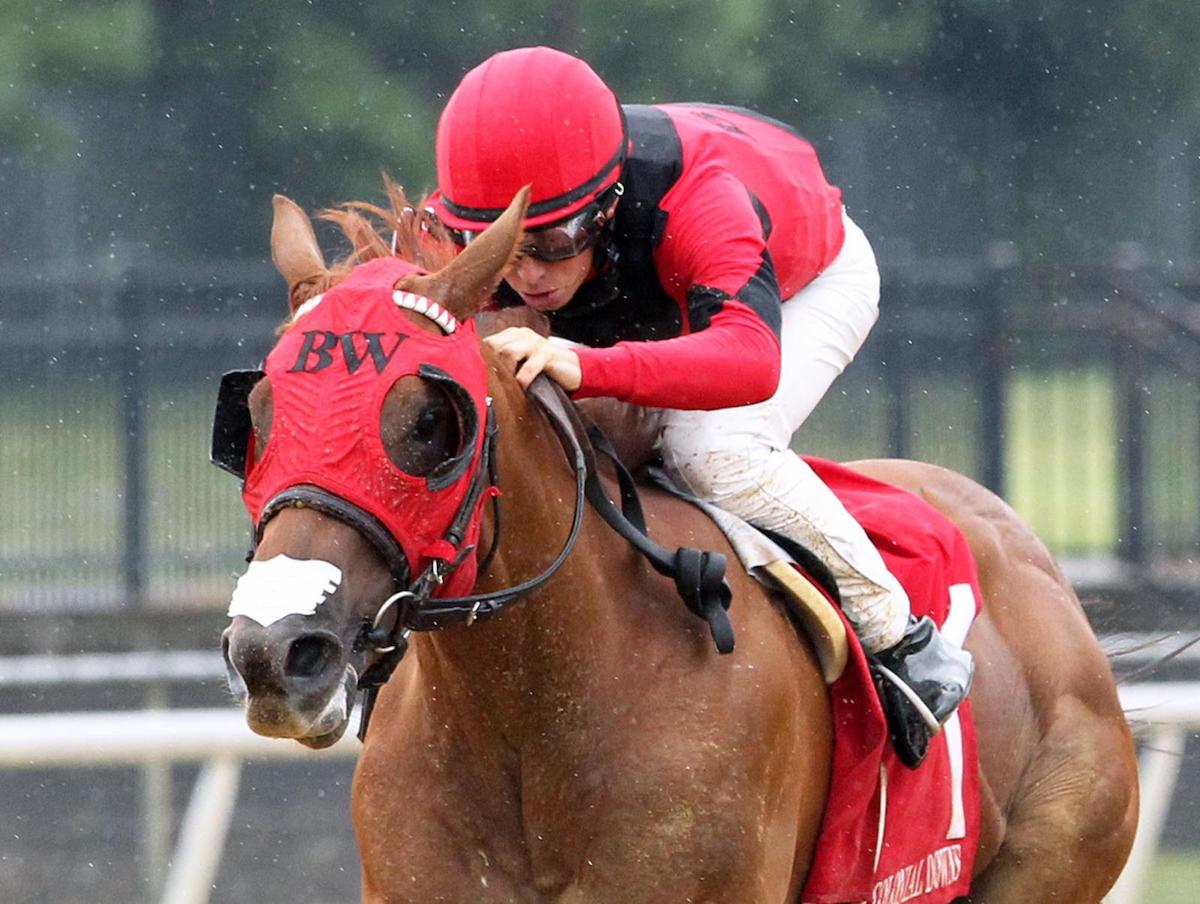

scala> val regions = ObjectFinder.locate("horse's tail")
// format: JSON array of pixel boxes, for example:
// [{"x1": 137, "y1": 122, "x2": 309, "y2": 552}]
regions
[{"x1": 1102, "y1": 630, "x2": 1200, "y2": 684}]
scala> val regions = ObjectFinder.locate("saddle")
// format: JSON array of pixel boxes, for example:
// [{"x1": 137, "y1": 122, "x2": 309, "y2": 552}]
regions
[{"x1": 580, "y1": 423, "x2": 983, "y2": 904}]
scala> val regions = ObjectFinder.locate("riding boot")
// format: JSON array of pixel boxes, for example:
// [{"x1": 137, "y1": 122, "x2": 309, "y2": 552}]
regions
[{"x1": 870, "y1": 615, "x2": 975, "y2": 768}]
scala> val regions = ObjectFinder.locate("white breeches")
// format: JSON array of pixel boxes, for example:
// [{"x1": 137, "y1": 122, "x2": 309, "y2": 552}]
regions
[{"x1": 619, "y1": 211, "x2": 909, "y2": 651}]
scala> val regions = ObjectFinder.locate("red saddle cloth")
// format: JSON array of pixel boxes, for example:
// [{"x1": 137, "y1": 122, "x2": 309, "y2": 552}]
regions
[{"x1": 798, "y1": 458, "x2": 981, "y2": 904}]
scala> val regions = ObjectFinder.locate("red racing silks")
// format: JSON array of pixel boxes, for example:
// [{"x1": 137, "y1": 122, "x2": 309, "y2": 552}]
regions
[{"x1": 242, "y1": 257, "x2": 492, "y2": 598}]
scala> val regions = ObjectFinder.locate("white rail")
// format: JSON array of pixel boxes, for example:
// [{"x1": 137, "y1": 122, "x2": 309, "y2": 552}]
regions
[
  {"x1": 0, "y1": 707, "x2": 358, "y2": 765},
  {"x1": 0, "y1": 649, "x2": 238, "y2": 893},
  {"x1": 1107, "y1": 681, "x2": 1200, "y2": 904},
  {"x1": 0, "y1": 652, "x2": 1192, "y2": 904},
  {"x1": 0, "y1": 650, "x2": 225, "y2": 686},
  {"x1": 0, "y1": 707, "x2": 359, "y2": 904}
]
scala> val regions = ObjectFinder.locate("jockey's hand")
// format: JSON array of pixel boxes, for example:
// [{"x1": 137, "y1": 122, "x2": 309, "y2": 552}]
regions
[{"x1": 483, "y1": 326, "x2": 582, "y2": 392}]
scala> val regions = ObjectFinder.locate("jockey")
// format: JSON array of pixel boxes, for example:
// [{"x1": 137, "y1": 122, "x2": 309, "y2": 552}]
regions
[{"x1": 427, "y1": 46, "x2": 973, "y2": 761}]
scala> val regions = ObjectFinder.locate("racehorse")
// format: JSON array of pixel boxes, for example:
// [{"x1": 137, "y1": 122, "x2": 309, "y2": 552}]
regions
[{"x1": 220, "y1": 182, "x2": 1138, "y2": 903}]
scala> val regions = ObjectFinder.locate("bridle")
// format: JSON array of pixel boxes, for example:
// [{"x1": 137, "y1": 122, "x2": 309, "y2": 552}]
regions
[
  {"x1": 224, "y1": 373, "x2": 734, "y2": 742},
  {"x1": 254, "y1": 376, "x2": 592, "y2": 740}
]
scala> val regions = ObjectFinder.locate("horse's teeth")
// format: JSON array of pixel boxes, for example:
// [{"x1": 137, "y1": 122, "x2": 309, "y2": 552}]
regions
[{"x1": 392, "y1": 291, "x2": 454, "y2": 332}]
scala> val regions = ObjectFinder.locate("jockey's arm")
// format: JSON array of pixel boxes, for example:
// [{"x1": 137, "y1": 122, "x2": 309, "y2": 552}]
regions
[
  {"x1": 485, "y1": 172, "x2": 783, "y2": 409},
  {"x1": 572, "y1": 299, "x2": 779, "y2": 409},
  {"x1": 573, "y1": 170, "x2": 783, "y2": 410}
]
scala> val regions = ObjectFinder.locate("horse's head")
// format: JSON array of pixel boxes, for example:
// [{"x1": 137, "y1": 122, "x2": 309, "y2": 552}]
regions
[{"x1": 219, "y1": 183, "x2": 528, "y2": 748}]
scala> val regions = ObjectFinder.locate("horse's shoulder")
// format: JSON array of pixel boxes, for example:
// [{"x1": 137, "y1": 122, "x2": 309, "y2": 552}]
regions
[{"x1": 630, "y1": 470, "x2": 737, "y2": 550}]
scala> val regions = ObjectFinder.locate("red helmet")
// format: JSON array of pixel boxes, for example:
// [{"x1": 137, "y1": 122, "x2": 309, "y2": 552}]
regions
[{"x1": 430, "y1": 46, "x2": 627, "y2": 231}]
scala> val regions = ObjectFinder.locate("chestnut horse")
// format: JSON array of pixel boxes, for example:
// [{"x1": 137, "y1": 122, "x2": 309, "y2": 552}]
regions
[{"x1": 220, "y1": 184, "x2": 1137, "y2": 903}]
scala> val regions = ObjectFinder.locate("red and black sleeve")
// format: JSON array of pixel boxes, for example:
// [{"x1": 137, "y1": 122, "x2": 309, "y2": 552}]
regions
[{"x1": 574, "y1": 169, "x2": 782, "y2": 410}]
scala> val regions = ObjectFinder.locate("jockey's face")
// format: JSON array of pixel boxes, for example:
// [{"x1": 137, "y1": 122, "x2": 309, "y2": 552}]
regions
[{"x1": 505, "y1": 246, "x2": 595, "y2": 312}]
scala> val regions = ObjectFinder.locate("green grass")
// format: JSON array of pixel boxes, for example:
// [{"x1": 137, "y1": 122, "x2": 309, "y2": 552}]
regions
[
  {"x1": 0, "y1": 379, "x2": 248, "y2": 608},
  {"x1": 143, "y1": 383, "x2": 255, "y2": 603},
  {"x1": 1007, "y1": 368, "x2": 1120, "y2": 554},
  {"x1": 799, "y1": 364, "x2": 1154, "y2": 558},
  {"x1": 3, "y1": 362, "x2": 1197, "y2": 608},
  {"x1": 1138, "y1": 850, "x2": 1200, "y2": 903}
]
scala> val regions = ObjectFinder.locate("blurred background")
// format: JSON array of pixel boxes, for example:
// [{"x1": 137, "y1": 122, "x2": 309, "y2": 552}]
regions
[{"x1": 2, "y1": 1, "x2": 1199, "y2": 901}]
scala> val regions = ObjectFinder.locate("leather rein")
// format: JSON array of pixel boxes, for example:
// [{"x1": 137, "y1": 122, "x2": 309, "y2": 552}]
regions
[{"x1": 256, "y1": 375, "x2": 732, "y2": 741}]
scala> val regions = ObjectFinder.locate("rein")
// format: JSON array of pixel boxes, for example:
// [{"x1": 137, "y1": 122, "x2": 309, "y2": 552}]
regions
[
  {"x1": 344, "y1": 377, "x2": 589, "y2": 739},
  {"x1": 371, "y1": 379, "x2": 587, "y2": 636},
  {"x1": 250, "y1": 375, "x2": 733, "y2": 742}
]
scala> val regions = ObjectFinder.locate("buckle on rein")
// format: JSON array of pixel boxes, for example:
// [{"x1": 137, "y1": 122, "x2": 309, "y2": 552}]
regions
[
  {"x1": 353, "y1": 585, "x2": 426, "y2": 740},
  {"x1": 352, "y1": 548, "x2": 485, "y2": 740}
]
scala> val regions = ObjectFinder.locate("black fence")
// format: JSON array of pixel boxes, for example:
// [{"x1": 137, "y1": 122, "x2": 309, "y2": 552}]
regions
[
  {"x1": 2, "y1": 251, "x2": 1198, "y2": 611},
  {"x1": 1, "y1": 262, "x2": 281, "y2": 610}
]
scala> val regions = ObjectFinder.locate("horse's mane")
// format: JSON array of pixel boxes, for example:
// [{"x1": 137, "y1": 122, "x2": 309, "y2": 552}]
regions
[
  {"x1": 287, "y1": 175, "x2": 457, "y2": 318},
  {"x1": 282, "y1": 176, "x2": 539, "y2": 341}
]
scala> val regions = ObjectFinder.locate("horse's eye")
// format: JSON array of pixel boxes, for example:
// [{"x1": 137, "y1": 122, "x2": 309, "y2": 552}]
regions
[
  {"x1": 382, "y1": 376, "x2": 464, "y2": 477},
  {"x1": 412, "y1": 405, "x2": 445, "y2": 444}
]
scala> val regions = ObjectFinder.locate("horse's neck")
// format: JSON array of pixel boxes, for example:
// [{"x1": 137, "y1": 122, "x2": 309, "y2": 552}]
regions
[{"x1": 416, "y1": 378, "x2": 615, "y2": 739}]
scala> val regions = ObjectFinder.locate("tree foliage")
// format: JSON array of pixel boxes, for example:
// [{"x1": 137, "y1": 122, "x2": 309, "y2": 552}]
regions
[{"x1": 4, "y1": 0, "x2": 1199, "y2": 264}]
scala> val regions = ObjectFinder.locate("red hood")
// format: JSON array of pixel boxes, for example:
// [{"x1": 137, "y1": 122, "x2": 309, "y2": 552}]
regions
[{"x1": 242, "y1": 257, "x2": 491, "y2": 597}]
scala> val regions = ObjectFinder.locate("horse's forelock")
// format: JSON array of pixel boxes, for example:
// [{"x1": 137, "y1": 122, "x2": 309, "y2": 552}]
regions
[
  {"x1": 276, "y1": 177, "x2": 459, "y2": 333},
  {"x1": 317, "y1": 176, "x2": 457, "y2": 274},
  {"x1": 278, "y1": 273, "x2": 337, "y2": 334}
]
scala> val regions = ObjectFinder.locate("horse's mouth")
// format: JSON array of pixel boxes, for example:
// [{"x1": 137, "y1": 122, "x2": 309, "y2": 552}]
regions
[
  {"x1": 240, "y1": 664, "x2": 358, "y2": 747},
  {"x1": 295, "y1": 723, "x2": 349, "y2": 750}
]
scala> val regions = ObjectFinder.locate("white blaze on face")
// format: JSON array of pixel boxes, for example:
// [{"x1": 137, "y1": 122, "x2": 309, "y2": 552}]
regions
[{"x1": 227, "y1": 555, "x2": 342, "y2": 627}]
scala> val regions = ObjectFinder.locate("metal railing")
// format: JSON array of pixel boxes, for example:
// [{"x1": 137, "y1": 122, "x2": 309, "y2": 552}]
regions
[
  {"x1": 0, "y1": 706, "x2": 358, "y2": 904},
  {"x1": 4, "y1": 255, "x2": 1200, "y2": 610},
  {"x1": 0, "y1": 649, "x2": 1190, "y2": 904},
  {"x1": 1108, "y1": 681, "x2": 1200, "y2": 904}
]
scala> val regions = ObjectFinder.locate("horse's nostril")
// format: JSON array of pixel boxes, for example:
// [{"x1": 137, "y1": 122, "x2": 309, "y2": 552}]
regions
[{"x1": 284, "y1": 634, "x2": 340, "y2": 679}]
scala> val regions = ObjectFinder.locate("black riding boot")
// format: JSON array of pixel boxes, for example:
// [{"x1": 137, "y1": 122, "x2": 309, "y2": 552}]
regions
[{"x1": 870, "y1": 616, "x2": 974, "y2": 769}]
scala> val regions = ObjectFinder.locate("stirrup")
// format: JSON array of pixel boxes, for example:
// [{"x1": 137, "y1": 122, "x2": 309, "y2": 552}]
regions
[{"x1": 869, "y1": 616, "x2": 974, "y2": 768}]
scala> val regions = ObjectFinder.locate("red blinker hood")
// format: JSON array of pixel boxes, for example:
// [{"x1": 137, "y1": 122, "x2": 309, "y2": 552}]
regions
[{"x1": 242, "y1": 257, "x2": 492, "y2": 597}]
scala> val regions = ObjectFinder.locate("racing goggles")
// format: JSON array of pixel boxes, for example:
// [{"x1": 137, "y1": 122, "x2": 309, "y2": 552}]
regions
[{"x1": 451, "y1": 183, "x2": 623, "y2": 262}]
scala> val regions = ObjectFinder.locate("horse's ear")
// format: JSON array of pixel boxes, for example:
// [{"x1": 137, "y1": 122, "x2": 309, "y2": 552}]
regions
[
  {"x1": 402, "y1": 186, "x2": 529, "y2": 322},
  {"x1": 271, "y1": 194, "x2": 330, "y2": 313}
]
